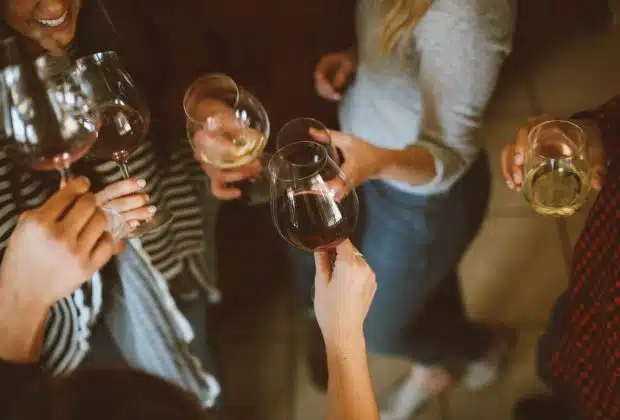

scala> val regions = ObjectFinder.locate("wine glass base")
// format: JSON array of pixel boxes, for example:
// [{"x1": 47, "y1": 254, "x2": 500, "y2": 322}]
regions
[{"x1": 128, "y1": 209, "x2": 174, "y2": 238}]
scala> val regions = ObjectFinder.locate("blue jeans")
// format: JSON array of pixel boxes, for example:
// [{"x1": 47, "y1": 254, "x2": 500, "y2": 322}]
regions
[{"x1": 290, "y1": 152, "x2": 493, "y2": 369}]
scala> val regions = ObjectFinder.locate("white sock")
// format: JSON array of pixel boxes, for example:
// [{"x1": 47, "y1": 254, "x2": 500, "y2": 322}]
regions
[
  {"x1": 462, "y1": 350, "x2": 501, "y2": 390},
  {"x1": 381, "y1": 366, "x2": 432, "y2": 420}
]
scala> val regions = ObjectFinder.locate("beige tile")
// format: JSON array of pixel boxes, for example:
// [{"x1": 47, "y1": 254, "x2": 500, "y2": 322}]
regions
[
  {"x1": 460, "y1": 215, "x2": 569, "y2": 326},
  {"x1": 442, "y1": 330, "x2": 549, "y2": 420},
  {"x1": 479, "y1": 116, "x2": 536, "y2": 214},
  {"x1": 531, "y1": 25, "x2": 620, "y2": 116},
  {"x1": 294, "y1": 337, "x2": 441, "y2": 420},
  {"x1": 485, "y1": 54, "x2": 537, "y2": 119}
]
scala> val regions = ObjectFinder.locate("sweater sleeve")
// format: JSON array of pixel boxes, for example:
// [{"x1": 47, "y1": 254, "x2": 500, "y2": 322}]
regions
[{"x1": 413, "y1": 1, "x2": 515, "y2": 191}]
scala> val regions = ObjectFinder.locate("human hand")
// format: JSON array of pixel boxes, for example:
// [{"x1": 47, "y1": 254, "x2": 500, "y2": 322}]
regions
[
  {"x1": 191, "y1": 99, "x2": 262, "y2": 200},
  {"x1": 0, "y1": 177, "x2": 115, "y2": 309},
  {"x1": 313, "y1": 240, "x2": 376, "y2": 346},
  {"x1": 95, "y1": 178, "x2": 152, "y2": 236},
  {"x1": 314, "y1": 49, "x2": 357, "y2": 102},
  {"x1": 501, "y1": 115, "x2": 606, "y2": 191},
  {"x1": 310, "y1": 128, "x2": 383, "y2": 196}
]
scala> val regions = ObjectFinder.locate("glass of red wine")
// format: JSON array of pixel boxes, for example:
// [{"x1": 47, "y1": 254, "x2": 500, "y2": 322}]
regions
[
  {"x1": 71, "y1": 51, "x2": 173, "y2": 236},
  {"x1": 275, "y1": 117, "x2": 341, "y2": 164},
  {"x1": 0, "y1": 38, "x2": 125, "y2": 241},
  {"x1": 268, "y1": 141, "x2": 358, "y2": 252},
  {"x1": 184, "y1": 73, "x2": 271, "y2": 205}
]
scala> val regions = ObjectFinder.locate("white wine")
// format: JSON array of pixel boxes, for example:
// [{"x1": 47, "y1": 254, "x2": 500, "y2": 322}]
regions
[
  {"x1": 194, "y1": 130, "x2": 266, "y2": 169},
  {"x1": 523, "y1": 160, "x2": 590, "y2": 217}
]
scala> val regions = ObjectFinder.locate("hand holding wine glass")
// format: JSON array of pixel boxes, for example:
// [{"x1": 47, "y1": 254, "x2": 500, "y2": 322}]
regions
[
  {"x1": 269, "y1": 141, "x2": 359, "y2": 252},
  {"x1": 501, "y1": 118, "x2": 601, "y2": 217},
  {"x1": 71, "y1": 51, "x2": 173, "y2": 235},
  {"x1": 184, "y1": 73, "x2": 271, "y2": 203}
]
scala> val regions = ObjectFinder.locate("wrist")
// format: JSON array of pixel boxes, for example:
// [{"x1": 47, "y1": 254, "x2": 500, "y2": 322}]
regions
[
  {"x1": 0, "y1": 282, "x2": 50, "y2": 363},
  {"x1": 324, "y1": 330, "x2": 367, "y2": 357}
]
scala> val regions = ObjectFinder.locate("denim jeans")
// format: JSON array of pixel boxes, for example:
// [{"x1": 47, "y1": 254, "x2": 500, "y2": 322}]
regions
[{"x1": 289, "y1": 152, "x2": 493, "y2": 369}]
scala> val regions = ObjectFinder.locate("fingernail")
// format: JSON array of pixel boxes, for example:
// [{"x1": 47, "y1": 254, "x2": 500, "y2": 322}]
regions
[
  {"x1": 147, "y1": 205, "x2": 157, "y2": 214},
  {"x1": 137, "y1": 179, "x2": 147, "y2": 189},
  {"x1": 129, "y1": 220, "x2": 140, "y2": 228}
]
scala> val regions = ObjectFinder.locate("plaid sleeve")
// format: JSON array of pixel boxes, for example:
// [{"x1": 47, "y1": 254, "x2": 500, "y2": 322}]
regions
[{"x1": 572, "y1": 95, "x2": 620, "y2": 159}]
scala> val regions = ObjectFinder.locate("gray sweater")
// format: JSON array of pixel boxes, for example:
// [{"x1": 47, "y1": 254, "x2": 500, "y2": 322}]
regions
[{"x1": 339, "y1": 0, "x2": 516, "y2": 194}]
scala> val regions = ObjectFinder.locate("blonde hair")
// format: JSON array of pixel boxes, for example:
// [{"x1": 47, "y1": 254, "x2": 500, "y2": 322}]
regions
[{"x1": 376, "y1": 0, "x2": 433, "y2": 58}]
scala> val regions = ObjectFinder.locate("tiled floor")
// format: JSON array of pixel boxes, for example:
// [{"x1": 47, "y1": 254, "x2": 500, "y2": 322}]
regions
[{"x1": 292, "y1": 20, "x2": 620, "y2": 420}]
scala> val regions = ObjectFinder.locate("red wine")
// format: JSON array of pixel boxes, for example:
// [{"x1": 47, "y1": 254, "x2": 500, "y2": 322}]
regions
[
  {"x1": 90, "y1": 103, "x2": 146, "y2": 162},
  {"x1": 276, "y1": 190, "x2": 355, "y2": 251}
]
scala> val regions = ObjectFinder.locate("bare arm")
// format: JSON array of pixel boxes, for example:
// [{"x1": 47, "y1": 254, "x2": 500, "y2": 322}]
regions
[
  {"x1": 325, "y1": 335, "x2": 379, "y2": 420},
  {"x1": 314, "y1": 241, "x2": 379, "y2": 420}
]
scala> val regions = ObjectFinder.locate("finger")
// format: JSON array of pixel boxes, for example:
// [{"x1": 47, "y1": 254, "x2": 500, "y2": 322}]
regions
[
  {"x1": 308, "y1": 127, "x2": 331, "y2": 144},
  {"x1": 76, "y1": 208, "x2": 109, "y2": 255},
  {"x1": 211, "y1": 180, "x2": 241, "y2": 200},
  {"x1": 88, "y1": 234, "x2": 115, "y2": 273},
  {"x1": 500, "y1": 143, "x2": 518, "y2": 189},
  {"x1": 102, "y1": 193, "x2": 149, "y2": 213},
  {"x1": 202, "y1": 161, "x2": 261, "y2": 184},
  {"x1": 118, "y1": 204, "x2": 157, "y2": 223},
  {"x1": 113, "y1": 239, "x2": 126, "y2": 255},
  {"x1": 314, "y1": 251, "x2": 332, "y2": 282},
  {"x1": 590, "y1": 165, "x2": 606, "y2": 191},
  {"x1": 332, "y1": 62, "x2": 352, "y2": 90},
  {"x1": 334, "y1": 239, "x2": 358, "y2": 263},
  {"x1": 95, "y1": 179, "x2": 146, "y2": 206},
  {"x1": 39, "y1": 177, "x2": 91, "y2": 222},
  {"x1": 193, "y1": 131, "x2": 237, "y2": 162},
  {"x1": 58, "y1": 193, "x2": 98, "y2": 239}
]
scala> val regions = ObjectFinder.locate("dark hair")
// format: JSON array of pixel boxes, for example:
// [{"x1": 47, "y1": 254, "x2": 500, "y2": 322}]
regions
[{"x1": 12, "y1": 368, "x2": 210, "y2": 420}]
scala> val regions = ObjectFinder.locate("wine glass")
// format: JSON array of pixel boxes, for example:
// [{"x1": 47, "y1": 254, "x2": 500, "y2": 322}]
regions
[
  {"x1": 275, "y1": 117, "x2": 341, "y2": 164},
  {"x1": 0, "y1": 37, "x2": 97, "y2": 184},
  {"x1": 71, "y1": 51, "x2": 173, "y2": 235},
  {"x1": 183, "y1": 73, "x2": 271, "y2": 205},
  {"x1": 523, "y1": 119, "x2": 590, "y2": 217},
  {"x1": 268, "y1": 141, "x2": 359, "y2": 252},
  {"x1": 0, "y1": 38, "x2": 125, "y2": 241}
]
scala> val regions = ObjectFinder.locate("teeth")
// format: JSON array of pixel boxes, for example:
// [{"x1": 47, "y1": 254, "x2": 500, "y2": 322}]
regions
[{"x1": 37, "y1": 10, "x2": 68, "y2": 27}]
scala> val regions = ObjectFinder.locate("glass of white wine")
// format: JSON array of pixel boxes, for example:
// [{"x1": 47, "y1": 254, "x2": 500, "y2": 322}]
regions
[
  {"x1": 523, "y1": 119, "x2": 590, "y2": 217},
  {"x1": 183, "y1": 73, "x2": 270, "y2": 204}
]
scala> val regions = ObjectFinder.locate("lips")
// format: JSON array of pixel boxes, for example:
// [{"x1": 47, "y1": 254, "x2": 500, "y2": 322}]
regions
[{"x1": 36, "y1": 9, "x2": 69, "y2": 28}]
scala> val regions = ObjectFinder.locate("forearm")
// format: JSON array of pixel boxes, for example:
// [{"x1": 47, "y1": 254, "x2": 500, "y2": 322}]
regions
[
  {"x1": 373, "y1": 146, "x2": 437, "y2": 186},
  {"x1": 0, "y1": 284, "x2": 49, "y2": 363},
  {"x1": 325, "y1": 335, "x2": 379, "y2": 420}
]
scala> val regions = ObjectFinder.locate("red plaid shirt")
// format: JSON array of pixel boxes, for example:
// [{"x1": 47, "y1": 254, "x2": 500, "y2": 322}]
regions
[{"x1": 539, "y1": 95, "x2": 620, "y2": 419}]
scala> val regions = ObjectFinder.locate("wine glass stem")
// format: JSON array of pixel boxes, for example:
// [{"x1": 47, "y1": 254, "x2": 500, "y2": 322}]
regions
[
  {"x1": 116, "y1": 161, "x2": 131, "y2": 179},
  {"x1": 58, "y1": 166, "x2": 74, "y2": 188}
]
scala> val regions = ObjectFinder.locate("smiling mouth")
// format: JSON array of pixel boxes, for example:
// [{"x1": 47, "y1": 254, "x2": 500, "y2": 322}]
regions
[{"x1": 36, "y1": 9, "x2": 69, "y2": 28}]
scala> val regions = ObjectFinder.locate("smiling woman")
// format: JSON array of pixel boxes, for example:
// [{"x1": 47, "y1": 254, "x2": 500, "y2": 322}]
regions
[
  {"x1": 1, "y1": 0, "x2": 81, "y2": 53},
  {"x1": 0, "y1": 0, "x2": 223, "y2": 411}
]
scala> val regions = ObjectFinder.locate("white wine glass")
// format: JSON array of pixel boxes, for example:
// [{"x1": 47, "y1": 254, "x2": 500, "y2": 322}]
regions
[
  {"x1": 183, "y1": 73, "x2": 271, "y2": 204},
  {"x1": 523, "y1": 119, "x2": 590, "y2": 217}
]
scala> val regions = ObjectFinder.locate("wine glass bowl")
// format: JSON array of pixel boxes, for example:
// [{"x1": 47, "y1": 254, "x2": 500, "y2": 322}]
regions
[
  {"x1": 0, "y1": 39, "x2": 98, "y2": 179},
  {"x1": 523, "y1": 119, "x2": 590, "y2": 217},
  {"x1": 71, "y1": 51, "x2": 150, "y2": 167},
  {"x1": 268, "y1": 141, "x2": 358, "y2": 252},
  {"x1": 184, "y1": 73, "x2": 269, "y2": 169},
  {"x1": 275, "y1": 117, "x2": 340, "y2": 164}
]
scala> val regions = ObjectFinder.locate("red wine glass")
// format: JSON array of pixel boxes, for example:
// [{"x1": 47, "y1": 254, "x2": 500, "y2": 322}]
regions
[
  {"x1": 275, "y1": 117, "x2": 341, "y2": 164},
  {"x1": 268, "y1": 141, "x2": 358, "y2": 252},
  {"x1": 71, "y1": 51, "x2": 173, "y2": 236},
  {"x1": 0, "y1": 38, "x2": 125, "y2": 241}
]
